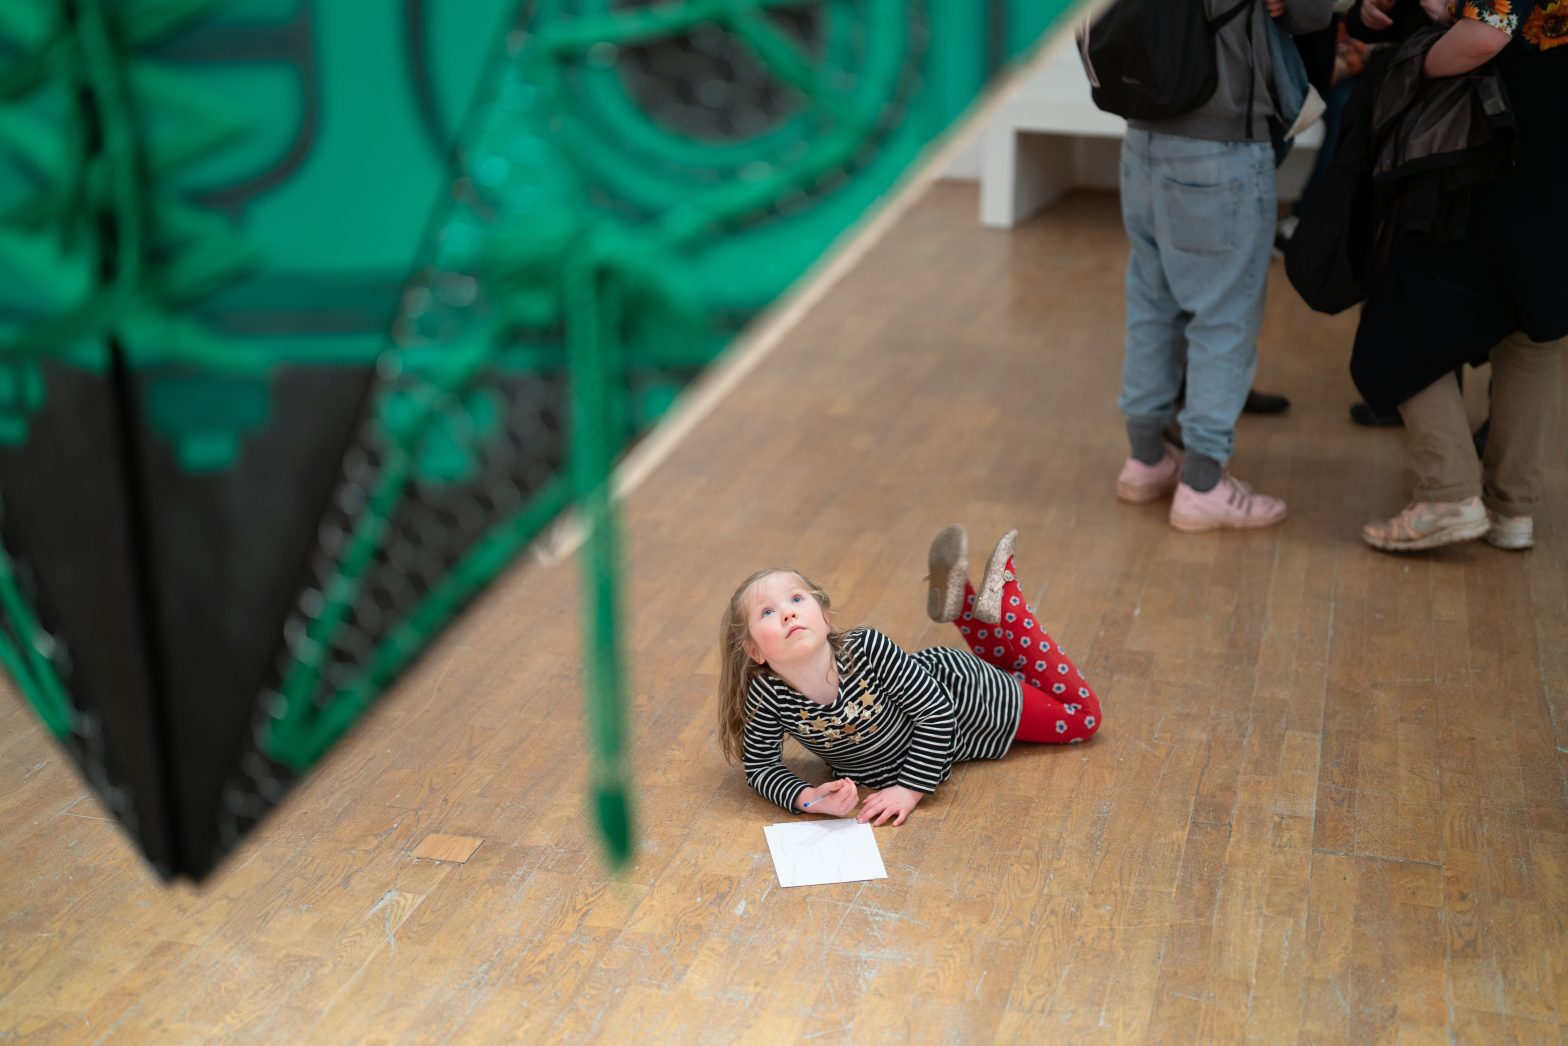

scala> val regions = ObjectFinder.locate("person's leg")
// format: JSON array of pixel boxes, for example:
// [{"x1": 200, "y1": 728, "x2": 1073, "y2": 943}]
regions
[
  {"x1": 1148, "y1": 135, "x2": 1287, "y2": 529},
  {"x1": 960, "y1": 548, "x2": 1099, "y2": 719},
  {"x1": 956, "y1": 581, "x2": 1010, "y2": 665},
  {"x1": 1399, "y1": 372, "x2": 1482, "y2": 504},
  {"x1": 1014, "y1": 680, "x2": 1101, "y2": 744},
  {"x1": 1481, "y1": 331, "x2": 1565, "y2": 547},
  {"x1": 1159, "y1": 136, "x2": 1273, "y2": 478},
  {"x1": 1361, "y1": 372, "x2": 1488, "y2": 550},
  {"x1": 963, "y1": 587, "x2": 1102, "y2": 744},
  {"x1": 1118, "y1": 130, "x2": 1188, "y2": 472}
]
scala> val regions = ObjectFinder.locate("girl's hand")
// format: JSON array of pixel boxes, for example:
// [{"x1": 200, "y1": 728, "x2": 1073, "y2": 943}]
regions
[
  {"x1": 797, "y1": 778, "x2": 857, "y2": 816},
  {"x1": 856, "y1": 785, "x2": 923, "y2": 827},
  {"x1": 1419, "y1": 0, "x2": 1453, "y2": 24},
  {"x1": 1265, "y1": 0, "x2": 1286, "y2": 17}
]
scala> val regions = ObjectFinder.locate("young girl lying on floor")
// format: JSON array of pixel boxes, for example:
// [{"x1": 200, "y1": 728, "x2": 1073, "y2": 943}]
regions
[{"x1": 716, "y1": 526, "x2": 1101, "y2": 826}]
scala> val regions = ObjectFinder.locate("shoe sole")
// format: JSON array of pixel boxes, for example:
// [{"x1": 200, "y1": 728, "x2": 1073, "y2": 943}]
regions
[
  {"x1": 1169, "y1": 506, "x2": 1289, "y2": 533},
  {"x1": 1362, "y1": 518, "x2": 1488, "y2": 551},
  {"x1": 972, "y1": 529, "x2": 1017, "y2": 624},
  {"x1": 926, "y1": 525, "x2": 968, "y2": 623},
  {"x1": 1116, "y1": 479, "x2": 1177, "y2": 504}
]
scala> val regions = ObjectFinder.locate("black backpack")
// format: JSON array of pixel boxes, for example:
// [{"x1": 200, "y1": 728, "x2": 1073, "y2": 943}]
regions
[
  {"x1": 1078, "y1": 0, "x2": 1255, "y2": 122},
  {"x1": 1283, "y1": 62, "x2": 1379, "y2": 314}
]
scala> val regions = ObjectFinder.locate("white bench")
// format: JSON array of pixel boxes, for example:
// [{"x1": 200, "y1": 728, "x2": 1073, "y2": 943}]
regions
[{"x1": 980, "y1": 33, "x2": 1324, "y2": 229}]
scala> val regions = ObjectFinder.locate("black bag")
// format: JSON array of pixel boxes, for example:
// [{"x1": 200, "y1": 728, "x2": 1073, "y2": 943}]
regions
[
  {"x1": 1078, "y1": 0, "x2": 1255, "y2": 121},
  {"x1": 1283, "y1": 60, "x2": 1380, "y2": 314}
]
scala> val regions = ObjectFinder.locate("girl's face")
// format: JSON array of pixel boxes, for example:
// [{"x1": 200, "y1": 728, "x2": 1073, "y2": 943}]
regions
[{"x1": 742, "y1": 571, "x2": 831, "y2": 668}]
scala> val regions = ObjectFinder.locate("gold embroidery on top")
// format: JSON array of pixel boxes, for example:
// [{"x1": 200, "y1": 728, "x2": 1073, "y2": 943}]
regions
[{"x1": 788, "y1": 645, "x2": 887, "y2": 750}]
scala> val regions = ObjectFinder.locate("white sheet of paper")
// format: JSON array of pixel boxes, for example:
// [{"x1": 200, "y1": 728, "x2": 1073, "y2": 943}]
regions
[{"x1": 763, "y1": 818, "x2": 888, "y2": 888}]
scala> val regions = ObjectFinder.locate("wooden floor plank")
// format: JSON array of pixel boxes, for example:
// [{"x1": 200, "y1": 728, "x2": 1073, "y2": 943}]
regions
[{"x1": 2, "y1": 183, "x2": 1565, "y2": 1041}]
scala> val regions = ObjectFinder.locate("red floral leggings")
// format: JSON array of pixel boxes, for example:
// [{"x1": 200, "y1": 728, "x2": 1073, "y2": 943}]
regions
[{"x1": 956, "y1": 558, "x2": 1101, "y2": 743}]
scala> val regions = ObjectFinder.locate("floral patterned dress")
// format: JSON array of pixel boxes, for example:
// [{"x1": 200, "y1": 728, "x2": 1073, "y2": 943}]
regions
[
  {"x1": 1453, "y1": 0, "x2": 1568, "y2": 50},
  {"x1": 1456, "y1": 0, "x2": 1567, "y2": 339},
  {"x1": 1451, "y1": 0, "x2": 1568, "y2": 120}
]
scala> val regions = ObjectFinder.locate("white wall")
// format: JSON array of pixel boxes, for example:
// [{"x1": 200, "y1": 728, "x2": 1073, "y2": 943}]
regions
[{"x1": 941, "y1": 34, "x2": 1321, "y2": 221}]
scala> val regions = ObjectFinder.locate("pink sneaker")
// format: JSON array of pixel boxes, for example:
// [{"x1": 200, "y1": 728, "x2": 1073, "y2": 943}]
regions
[
  {"x1": 1169, "y1": 474, "x2": 1287, "y2": 532},
  {"x1": 1116, "y1": 444, "x2": 1183, "y2": 504}
]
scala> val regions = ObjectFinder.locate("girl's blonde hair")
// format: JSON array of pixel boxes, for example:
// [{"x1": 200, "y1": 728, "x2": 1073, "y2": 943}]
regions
[{"x1": 716, "y1": 567, "x2": 847, "y2": 766}]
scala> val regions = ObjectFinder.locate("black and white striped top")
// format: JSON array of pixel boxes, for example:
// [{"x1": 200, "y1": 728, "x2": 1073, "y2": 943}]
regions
[{"x1": 743, "y1": 627, "x2": 1023, "y2": 812}]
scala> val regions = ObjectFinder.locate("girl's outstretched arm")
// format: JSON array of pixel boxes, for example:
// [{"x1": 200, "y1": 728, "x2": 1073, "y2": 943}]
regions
[{"x1": 742, "y1": 678, "x2": 814, "y2": 811}]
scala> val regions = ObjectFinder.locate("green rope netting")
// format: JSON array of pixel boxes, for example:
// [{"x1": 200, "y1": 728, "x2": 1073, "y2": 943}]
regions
[
  {"x1": 0, "y1": 0, "x2": 263, "y2": 436},
  {"x1": 250, "y1": 0, "x2": 954, "y2": 869},
  {"x1": 0, "y1": 0, "x2": 1081, "y2": 873},
  {"x1": 0, "y1": 0, "x2": 260, "y2": 742}
]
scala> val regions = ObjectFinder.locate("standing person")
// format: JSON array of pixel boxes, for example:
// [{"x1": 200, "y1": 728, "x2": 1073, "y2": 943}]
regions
[
  {"x1": 1114, "y1": 0, "x2": 1334, "y2": 531},
  {"x1": 716, "y1": 527, "x2": 1100, "y2": 826},
  {"x1": 1357, "y1": 0, "x2": 1567, "y2": 551}
]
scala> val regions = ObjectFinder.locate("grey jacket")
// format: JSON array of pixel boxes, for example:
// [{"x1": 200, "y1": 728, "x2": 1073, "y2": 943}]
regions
[{"x1": 1129, "y1": 0, "x2": 1335, "y2": 143}]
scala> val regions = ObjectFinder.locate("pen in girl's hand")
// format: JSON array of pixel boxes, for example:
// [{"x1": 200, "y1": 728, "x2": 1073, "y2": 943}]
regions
[{"x1": 801, "y1": 780, "x2": 848, "y2": 810}]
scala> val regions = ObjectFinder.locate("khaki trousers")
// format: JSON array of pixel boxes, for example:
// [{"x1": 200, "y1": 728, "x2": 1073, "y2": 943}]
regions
[{"x1": 1398, "y1": 332, "x2": 1566, "y2": 518}]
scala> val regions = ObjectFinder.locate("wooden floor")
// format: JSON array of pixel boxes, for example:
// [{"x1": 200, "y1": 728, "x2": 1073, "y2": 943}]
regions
[{"x1": 4, "y1": 183, "x2": 1567, "y2": 1043}]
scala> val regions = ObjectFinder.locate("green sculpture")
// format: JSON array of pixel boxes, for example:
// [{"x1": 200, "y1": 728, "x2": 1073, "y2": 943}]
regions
[{"x1": 0, "y1": 0, "x2": 1078, "y2": 879}]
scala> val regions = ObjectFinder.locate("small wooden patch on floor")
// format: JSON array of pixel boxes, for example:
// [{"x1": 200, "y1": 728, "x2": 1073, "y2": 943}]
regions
[{"x1": 410, "y1": 833, "x2": 483, "y2": 863}]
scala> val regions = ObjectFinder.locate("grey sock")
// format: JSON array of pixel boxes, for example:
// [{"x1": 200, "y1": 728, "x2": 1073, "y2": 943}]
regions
[
  {"x1": 1127, "y1": 420, "x2": 1169, "y2": 466},
  {"x1": 1183, "y1": 453, "x2": 1223, "y2": 493}
]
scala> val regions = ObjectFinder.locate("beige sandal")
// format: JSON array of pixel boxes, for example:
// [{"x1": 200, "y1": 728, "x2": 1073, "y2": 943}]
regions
[
  {"x1": 926, "y1": 524, "x2": 968, "y2": 623},
  {"x1": 972, "y1": 529, "x2": 1017, "y2": 624}
]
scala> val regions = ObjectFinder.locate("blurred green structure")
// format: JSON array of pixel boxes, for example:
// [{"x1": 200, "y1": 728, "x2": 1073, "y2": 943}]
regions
[{"x1": 0, "y1": 0, "x2": 1078, "y2": 880}]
